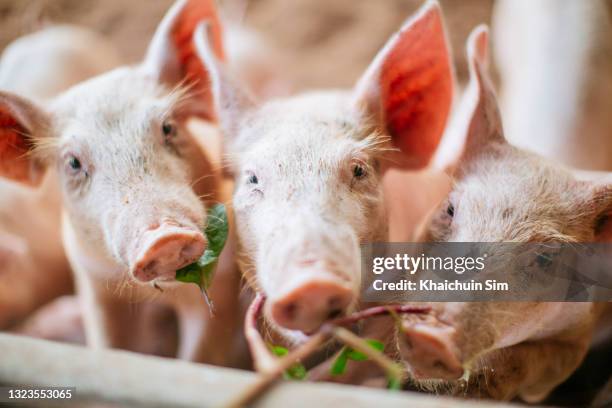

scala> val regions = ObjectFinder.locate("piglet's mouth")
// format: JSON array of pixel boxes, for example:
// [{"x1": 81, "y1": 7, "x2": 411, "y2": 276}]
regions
[{"x1": 131, "y1": 226, "x2": 206, "y2": 283}]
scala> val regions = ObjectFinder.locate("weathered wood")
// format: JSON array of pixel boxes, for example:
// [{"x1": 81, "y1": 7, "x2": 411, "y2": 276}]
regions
[{"x1": 0, "y1": 333, "x2": 523, "y2": 407}]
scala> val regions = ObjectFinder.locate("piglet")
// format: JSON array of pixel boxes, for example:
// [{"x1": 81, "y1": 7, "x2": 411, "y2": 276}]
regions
[
  {"x1": 0, "y1": 0, "x2": 242, "y2": 366},
  {"x1": 0, "y1": 25, "x2": 122, "y2": 101},
  {"x1": 195, "y1": 0, "x2": 454, "y2": 337},
  {"x1": 396, "y1": 26, "x2": 609, "y2": 402},
  {"x1": 0, "y1": 25, "x2": 122, "y2": 329}
]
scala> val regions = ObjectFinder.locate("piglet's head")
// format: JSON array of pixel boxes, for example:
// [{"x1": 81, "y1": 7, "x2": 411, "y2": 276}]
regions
[
  {"x1": 422, "y1": 25, "x2": 612, "y2": 245},
  {"x1": 0, "y1": 0, "x2": 225, "y2": 284},
  {"x1": 402, "y1": 26, "x2": 612, "y2": 383},
  {"x1": 196, "y1": 1, "x2": 454, "y2": 334}
]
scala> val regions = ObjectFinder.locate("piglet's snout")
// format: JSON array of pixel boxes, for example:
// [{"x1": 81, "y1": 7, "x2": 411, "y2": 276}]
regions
[
  {"x1": 398, "y1": 319, "x2": 464, "y2": 381},
  {"x1": 269, "y1": 275, "x2": 353, "y2": 333},
  {"x1": 131, "y1": 225, "x2": 206, "y2": 282}
]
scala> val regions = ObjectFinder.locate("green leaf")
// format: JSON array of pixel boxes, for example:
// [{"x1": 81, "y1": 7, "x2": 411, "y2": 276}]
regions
[
  {"x1": 346, "y1": 339, "x2": 384, "y2": 361},
  {"x1": 330, "y1": 340, "x2": 385, "y2": 376},
  {"x1": 269, "y1": 345, "x2": 307, "y2": 380},
  {"x1": 270, "y1": 345, "x2": 289, "y2": 357},
  {"x1": 387, "y1": 375, "x2": 402, "y2": 390},
  {"x1": 205, "y1": 203, "x2": 229, "y2": 255},
  {"x1": 330, "y1": 347, "x2": 350, "y2": 375},
  {"x1": 174, "y1": 262, "x2": 202, "y2": 286},
  {"x1": 176, "y1": 204, "x2": 229, "y2": 308},
  {"x1": 284, "y1": 363, "x2": 307, "y2": 380},
  {"x1": 367, "y1": 339, "x2": 384, "y2": 352}
]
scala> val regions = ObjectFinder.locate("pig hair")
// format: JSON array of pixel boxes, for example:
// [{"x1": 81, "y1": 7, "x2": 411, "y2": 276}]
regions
[
  {"x1": 163, "y1": 79, "x2": 197, "y2": 116},
  {"x1": 237, "y1": 247, "x2": 260, "y2": 292}
]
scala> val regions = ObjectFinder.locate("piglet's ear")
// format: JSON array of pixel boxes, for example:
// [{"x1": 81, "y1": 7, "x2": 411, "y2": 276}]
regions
[
  {"x1": 142, "y1": 0, "x2": 224, "y2": 120},
  {"x1": 352, "y1": 0, "x2": 454, "y2": 170},
  {"x1": 0, "y1": 92, "x2": 50, "y2": 186},
  {"x1": 194, "y1": 22, "x2": 256, "y2": 147},
  {"x1": 432, "y1": 25, "x2": 505, "y2": 172}
]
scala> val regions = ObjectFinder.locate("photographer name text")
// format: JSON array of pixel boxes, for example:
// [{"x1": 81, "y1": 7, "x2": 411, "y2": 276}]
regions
[{"x1": 370, "y1": 254, "x2": 509, "y2": 292}]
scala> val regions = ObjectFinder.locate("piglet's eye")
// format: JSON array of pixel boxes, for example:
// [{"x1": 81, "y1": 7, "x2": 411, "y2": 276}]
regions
[
  {"x1": 446, "y1": 203, "x2": 455, "y2": 217},
  {"x1": 247, "y1": 173, "x2": 259, "y2": 185},
  {"x1": 69, "y1": 156, "x2": 81, "y2": 170},
  {"x1": 64, "y1": 154, "x2": 83, "y2": 176},
  {"x1": 162, "y1": 120, "x2": 176, "y2": 138},
  {"x1": 64, "y1": 154, "x2": 87, "y2": 176},
  {"x1": 353, "y1": 164, "x2": 366, "y2": 179}
]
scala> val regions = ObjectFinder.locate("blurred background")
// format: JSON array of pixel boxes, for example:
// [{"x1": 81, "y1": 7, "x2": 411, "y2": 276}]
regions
[{"x1": 0, "y1": 0, "x2": 493, "y2": 88}]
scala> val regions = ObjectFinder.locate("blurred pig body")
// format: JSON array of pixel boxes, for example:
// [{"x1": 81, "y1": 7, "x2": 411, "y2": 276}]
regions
[
  {"x1": 493, "y1": 0, "x2": 612, "y2": 170},
  {"x1": 0, "y1": 25, "x2": 122, "y2": 328},
  {"x1": 0, "y1": 0, "x2": 243, "y2": 366},
  {"x1": 396, "y1": 27, "x2": 609, "y2": 401},
  {"x1": 0, "y1": 25, "x2": 121, "y2": 101}
]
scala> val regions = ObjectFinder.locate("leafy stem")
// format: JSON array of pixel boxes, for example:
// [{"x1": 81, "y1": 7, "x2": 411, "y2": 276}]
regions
[
  {"x1": 228, "y1": 297, "x2": 430, "y2": 407},
  {"x1": 175, "y1": 204, "x2": 229, "y2": 312}
]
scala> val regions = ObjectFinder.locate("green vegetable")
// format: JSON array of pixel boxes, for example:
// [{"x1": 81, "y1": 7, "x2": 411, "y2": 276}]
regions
[
  {"x1": 387, "y1": 375, "x2": 402, "y2": 390},
  {"x1": 330, "y1": 339, "x2": 385, "y2": 376},
  {"x1": 330, "y1": 347, "x2": 349, "y2": 375},
  {"x1": 346, "y1": 339, "x2": 384, "y2": 361},
  {"x1": 175, "y1": 204, "x2": 229, "y2": 310},
  {"x1": 270, "y1": 345, "x2": 307, "y2": 380}
]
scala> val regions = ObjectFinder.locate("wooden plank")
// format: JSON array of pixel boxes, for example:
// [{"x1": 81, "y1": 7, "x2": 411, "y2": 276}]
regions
[{"x1": 0, "y1": 333, "x2": 524, "y2": 407}]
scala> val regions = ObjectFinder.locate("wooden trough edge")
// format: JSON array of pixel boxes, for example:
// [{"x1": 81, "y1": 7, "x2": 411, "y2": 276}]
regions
[{"x1": 0, "y1": 333, "x2": 525, "y2": 407}]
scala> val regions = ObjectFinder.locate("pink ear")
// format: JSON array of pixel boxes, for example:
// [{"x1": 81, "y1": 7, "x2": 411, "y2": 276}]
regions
[
  {"x1": 0, "y1": 92, "x2": 49, "y2": 186},
  {"x1": 432, "y1": 25, "x2": 505, "y2": 171},
  {"x1": 194, "y1": 22, "x2": 256, "y2": 147},
  {"x1": 0, "y1": 108, "x2": 30, "y2": 183},
  {"x1": 143, "y1": 0, "x2": 224, "y2": 120},
  {"x1": 353, "y1": 1, "x2": 454, "y2": 169}
]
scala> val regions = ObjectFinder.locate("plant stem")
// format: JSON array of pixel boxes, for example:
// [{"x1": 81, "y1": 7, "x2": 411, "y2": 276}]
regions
[
  {"x1": 244, "y1": 293, "x2": 276, "y2": 373},
  {"x1": 232, "y1": 299, "x2": 430, "y2": 407},
  {"x1": 328, "y1": 304, "x2": 430, "y2": 327},
  {"x1": 224, "y1": 331, "x2": 328, "y2": 408}
]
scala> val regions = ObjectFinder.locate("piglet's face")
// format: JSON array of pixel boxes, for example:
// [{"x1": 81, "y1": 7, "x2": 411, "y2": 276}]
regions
[
  {"x1": 198, "y1": 1, "x2": 454, "y2": 333},
  {"x1": 403, "y1": 26, "x2": 612, "y2": 385},
  {"x1": 421, "y1": 26, "x2": 612, "y2": 245},
  {"x1": 423, "y1": 146, "x2": 597, "y2": 243},
  {"x1": 233, "y1": 94, "x2": 386, "y2": 333},
  {"x1": 50, "y1": 70, "x2": 209, "y2": 282},
  {"x1": 0, "y1": 0, "x2": 225, "y2": 284}
]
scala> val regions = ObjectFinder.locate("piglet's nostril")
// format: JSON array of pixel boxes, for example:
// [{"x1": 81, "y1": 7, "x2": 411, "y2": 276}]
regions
[
  {"x1": 281, "y1": 302, "x2": 298, "y2": 322},
  {"x1": 327, "y1": 308, "x2": 343, "y2": 320},
  {"x1": 143, "y1": 260, "x2": 158, "y2": 273},
  {"x1": 328, "y1": 295, "x2": 343, "y2": 309}
]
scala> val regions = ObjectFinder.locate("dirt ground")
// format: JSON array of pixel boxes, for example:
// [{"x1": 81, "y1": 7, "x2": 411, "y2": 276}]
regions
[{"x1": 0, "y1": 0, "x2": 493, "y2": 90}]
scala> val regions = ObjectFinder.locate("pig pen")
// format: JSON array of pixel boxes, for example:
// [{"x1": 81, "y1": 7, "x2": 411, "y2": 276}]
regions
[{"x1": 0, "y1": 0, "x2": 610, "y2": 407}]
